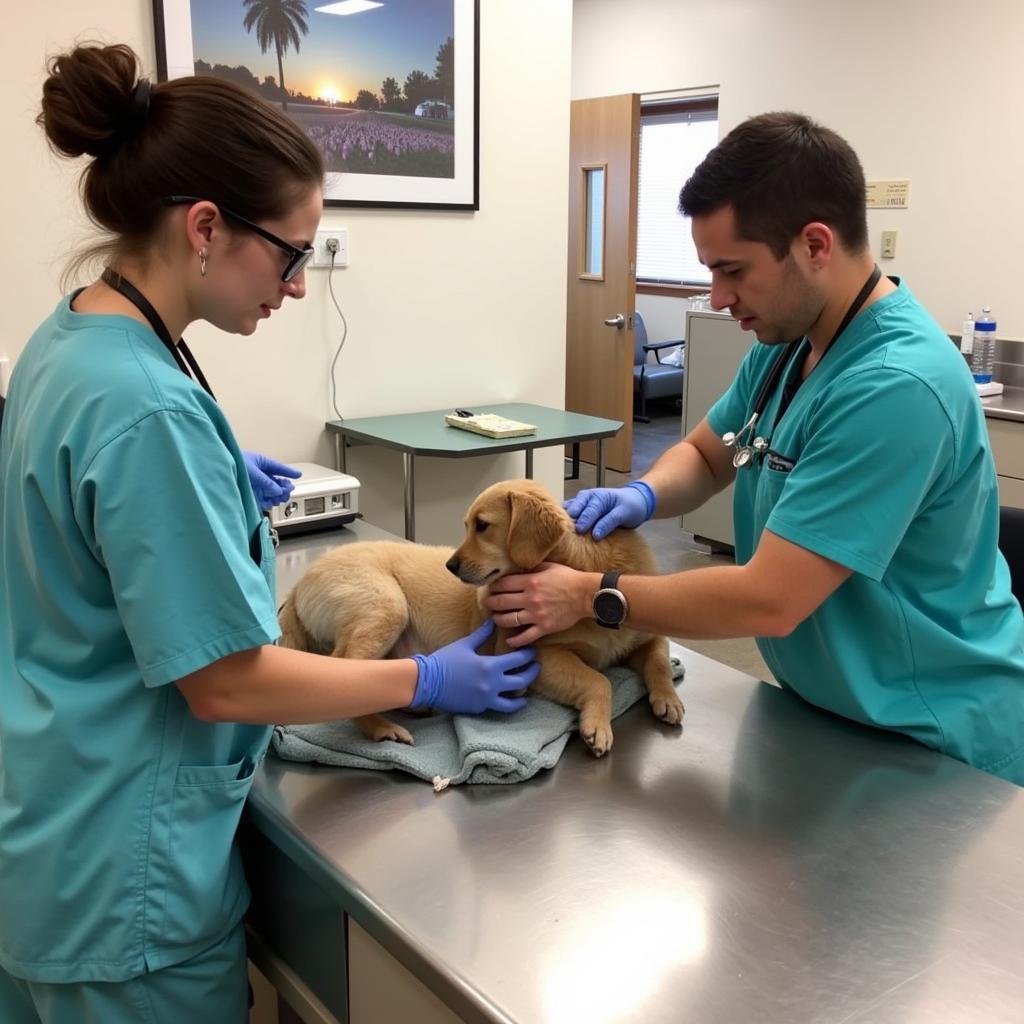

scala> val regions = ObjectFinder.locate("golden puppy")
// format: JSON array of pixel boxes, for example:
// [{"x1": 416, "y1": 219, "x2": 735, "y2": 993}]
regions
[
  {"x1": 447, "y1": 479, "x2": 682, "y2": 755},
  {"x1": 278, "y1": 479, "x2": 683, "y2": 754},
  {"x1": 278, "y1": 541, "x2": 484, "y2": 745}
]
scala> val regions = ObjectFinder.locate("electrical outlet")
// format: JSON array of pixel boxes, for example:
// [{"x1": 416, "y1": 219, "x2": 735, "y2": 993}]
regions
[
  {"x1": 880, "y1": 230, "x2": 897, "y2": 260},
  {"x1": 311, "y1": 228, "x2": 349, "y2": 268}
]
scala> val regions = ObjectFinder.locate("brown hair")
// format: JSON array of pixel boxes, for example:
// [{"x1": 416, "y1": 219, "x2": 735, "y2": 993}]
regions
[
  {"x1": 679, "y1": 112, "x2": 868, "y2": 259},
  {"x1": 38, "y1": 42, "x2": 324, "y2": 281}
]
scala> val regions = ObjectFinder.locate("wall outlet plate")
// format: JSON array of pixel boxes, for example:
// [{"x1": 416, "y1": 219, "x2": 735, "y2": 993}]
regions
[{"x1": 311, "y1": 228, "x2": 349, "y2": 268}]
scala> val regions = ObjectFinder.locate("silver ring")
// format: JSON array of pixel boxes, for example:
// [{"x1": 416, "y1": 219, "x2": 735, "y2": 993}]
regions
[{"x1": 513, "y1": 611, "x2": 521, "y2": 628}]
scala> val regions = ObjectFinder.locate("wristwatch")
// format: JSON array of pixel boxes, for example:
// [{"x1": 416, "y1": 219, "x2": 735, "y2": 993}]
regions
[{"x1": 592, "y1": 571, "x2": 628, "y2": 629}]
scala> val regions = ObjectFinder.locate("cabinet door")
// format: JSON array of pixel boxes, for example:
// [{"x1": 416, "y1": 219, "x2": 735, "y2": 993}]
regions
[
  {"x1": 988, "y1": 418, "x2": 1024, "y2": 510},
  {"x1": 347, "y1": 919, "x2": 466, "y2": 1024},
  {"x1": 998, "y1": 474, "x2": 1024, "y2": 510}
]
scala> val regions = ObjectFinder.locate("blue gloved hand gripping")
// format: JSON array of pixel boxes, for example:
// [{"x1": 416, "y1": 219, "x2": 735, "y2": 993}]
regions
[{"x1": 411, "y1": 620, "x2": 539, "y2": 715}]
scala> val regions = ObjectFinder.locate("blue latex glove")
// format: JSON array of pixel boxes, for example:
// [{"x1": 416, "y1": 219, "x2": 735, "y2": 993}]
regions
[
  {"x1": 410, "y1": 620, "x2": 539, "y2": 715},
  {"x1": 242, "y1": 451, "x2": 302, "y2": 511},
  {"x1": 564, "y1": 481, "x2": 656, "y2": 540}
]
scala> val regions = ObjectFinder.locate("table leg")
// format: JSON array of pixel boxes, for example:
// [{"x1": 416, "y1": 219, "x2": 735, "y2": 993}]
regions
[
  {"x1": 596, "y1": 440, "x2": 606, "y2": 487},
  {"x1": 403, "y1": 452, "x2": 416, "y2": 541},
  {"x1": 563, "y1": 443, "x2": 581, "y2": 481},
  {"x1": 525, "y1": 448, "x2": 534, "y2": 479},
  {"x1": 334, "y1": 433, "x2": 347, "y2": 474}
]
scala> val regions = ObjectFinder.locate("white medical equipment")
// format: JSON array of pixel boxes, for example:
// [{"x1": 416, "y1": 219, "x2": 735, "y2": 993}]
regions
[{"x1": 269, "y1": 462, "x2": 360, "y2": 536}]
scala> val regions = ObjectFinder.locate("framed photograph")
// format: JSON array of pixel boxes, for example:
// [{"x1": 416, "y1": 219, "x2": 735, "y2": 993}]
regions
[{"x1": 153, "y1": 0, "x2": 479, "y2": 210}]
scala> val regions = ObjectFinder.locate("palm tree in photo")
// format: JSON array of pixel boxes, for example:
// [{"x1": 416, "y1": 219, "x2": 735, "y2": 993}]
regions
[{"x1": 242, "y1": 0, "x2": 309, "y2": 112}]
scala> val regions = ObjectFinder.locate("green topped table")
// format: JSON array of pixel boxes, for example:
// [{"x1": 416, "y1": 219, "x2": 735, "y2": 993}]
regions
[{"x1": 325, "y1": 402, "x2": 622, "y2": 540}]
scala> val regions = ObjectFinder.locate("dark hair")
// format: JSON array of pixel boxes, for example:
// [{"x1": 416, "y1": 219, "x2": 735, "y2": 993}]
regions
[
  {"x1": 37, "y1": 43, "x2": 324, "y2": 280},
  {"x1": 679, "y1": 112, "x2": 868, "y2": 259}
]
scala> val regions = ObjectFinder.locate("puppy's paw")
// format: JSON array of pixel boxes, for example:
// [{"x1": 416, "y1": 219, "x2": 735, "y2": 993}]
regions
[
  {"x1": 650, "y1": 690, "x2": 685, "y2": 726},
  {"x1": 371, "y1": 722, "x2": 415, "y2": 745},
  {"x1": 580, "y1": 719, "x2": 614, "y2": 757}
]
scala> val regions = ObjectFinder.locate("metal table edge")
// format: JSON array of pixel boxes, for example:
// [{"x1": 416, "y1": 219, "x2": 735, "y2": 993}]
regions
[{"x1": 323, "y1": 422, "x2": 623, "y2": 457}]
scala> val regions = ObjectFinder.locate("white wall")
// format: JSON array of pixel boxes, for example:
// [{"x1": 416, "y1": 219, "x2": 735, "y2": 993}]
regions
[
  {"x1": 2, "y1": 0, "x2": 572, "y2": 545},
  {"x1": 574, "y1": 0, "x2": 1024, "y2": 341}
]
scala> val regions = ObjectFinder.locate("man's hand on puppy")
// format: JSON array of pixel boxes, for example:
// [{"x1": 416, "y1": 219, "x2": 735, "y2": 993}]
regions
[
  {"x1": 409, "y1": 620, "x2": 539, "y2": 714},
  {"x1": 485, "y1": 563, "x2": 599, "y2": 647}
]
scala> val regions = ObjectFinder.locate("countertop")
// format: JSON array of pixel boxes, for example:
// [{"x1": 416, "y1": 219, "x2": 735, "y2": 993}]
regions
[
  {"x1": 249, "y1": 522, "x2": 1024, "y2": 1024},
  {"x1": 981, "y1": 383, "x2": 1024, "y2": 422}
]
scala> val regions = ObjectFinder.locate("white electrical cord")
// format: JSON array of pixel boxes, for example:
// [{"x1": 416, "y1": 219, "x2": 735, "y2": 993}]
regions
[{"x1": 327, "y1": 250, "x2": 349, "y2": 421}]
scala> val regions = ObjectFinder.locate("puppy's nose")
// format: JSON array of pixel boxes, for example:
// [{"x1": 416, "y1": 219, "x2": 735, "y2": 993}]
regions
[{"x1": 445, "y1": 555, "x2": 461, "y2": 577}]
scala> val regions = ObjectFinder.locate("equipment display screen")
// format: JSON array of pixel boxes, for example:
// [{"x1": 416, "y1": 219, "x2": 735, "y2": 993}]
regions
[{"x1": 304, "y1": 496, "x2": 326, "y2": 516}]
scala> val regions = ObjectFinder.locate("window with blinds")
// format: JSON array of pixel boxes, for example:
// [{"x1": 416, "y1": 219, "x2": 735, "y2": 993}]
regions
[{"x1": 637, "y1": 99, "x2": 719, "y2": 287}]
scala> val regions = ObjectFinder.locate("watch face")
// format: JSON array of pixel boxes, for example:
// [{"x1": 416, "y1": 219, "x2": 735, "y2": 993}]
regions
[{"x1": 594, "y1": 589, "x2": 626, "y2": 625}]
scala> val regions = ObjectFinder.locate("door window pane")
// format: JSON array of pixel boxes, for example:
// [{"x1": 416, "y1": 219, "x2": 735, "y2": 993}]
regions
[{"x1": 584, "y1": 166, "x2": 605, "y2": 277}]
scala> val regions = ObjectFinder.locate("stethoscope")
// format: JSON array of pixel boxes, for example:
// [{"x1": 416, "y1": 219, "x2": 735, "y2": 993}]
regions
[{"x1": 722, "y1": 265, "x2": 882, "y2": 469}]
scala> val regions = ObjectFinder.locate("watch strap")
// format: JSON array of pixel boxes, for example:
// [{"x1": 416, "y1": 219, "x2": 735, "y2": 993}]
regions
[{"x1": 600, "y1": 570, "x2": 621, "y2": 590}]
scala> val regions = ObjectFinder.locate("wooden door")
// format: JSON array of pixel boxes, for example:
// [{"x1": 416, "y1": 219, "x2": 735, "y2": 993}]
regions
[{"x1": 565, "y1": 93, "x2": 639, "y2": 474}]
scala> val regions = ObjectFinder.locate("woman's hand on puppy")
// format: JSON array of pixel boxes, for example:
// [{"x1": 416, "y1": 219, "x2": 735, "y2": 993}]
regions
[
  {"x1": 410, "y1": 620, "x2": 539, "y2": 714},
  {"x1": 485, "y1": 563, "x2": 600, "y2": 647}
]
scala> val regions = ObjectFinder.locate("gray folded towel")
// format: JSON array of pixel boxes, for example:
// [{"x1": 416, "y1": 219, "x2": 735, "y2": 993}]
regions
[{"x1": 272, "y1": 658, "x2": 684, "y2": 787}]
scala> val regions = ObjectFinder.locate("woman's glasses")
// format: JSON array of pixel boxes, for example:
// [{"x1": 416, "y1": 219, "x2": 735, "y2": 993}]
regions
[{"x1": 163, "y1": 196, "x2": 314, "y2": 282}]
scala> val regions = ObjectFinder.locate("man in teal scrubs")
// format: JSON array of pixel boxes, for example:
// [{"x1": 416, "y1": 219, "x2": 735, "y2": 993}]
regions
[{"x1": 485, "y1": 112, "x2": 1024, "y2": 783}]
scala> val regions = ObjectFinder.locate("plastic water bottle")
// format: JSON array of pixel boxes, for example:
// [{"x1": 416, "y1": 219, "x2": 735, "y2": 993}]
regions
[{"x1": 971, "y1": 307, "x2": 996, "y2": 384}]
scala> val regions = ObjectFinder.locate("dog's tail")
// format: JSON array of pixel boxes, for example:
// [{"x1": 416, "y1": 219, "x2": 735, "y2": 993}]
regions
[{"x1": 278, "y1": 592, "x2": 316, "y2": 652}]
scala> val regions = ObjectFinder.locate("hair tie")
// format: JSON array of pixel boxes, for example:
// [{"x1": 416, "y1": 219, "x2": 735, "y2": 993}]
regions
[{"x1": 102, "y1": 79, "x2": 152, "y2": 155}]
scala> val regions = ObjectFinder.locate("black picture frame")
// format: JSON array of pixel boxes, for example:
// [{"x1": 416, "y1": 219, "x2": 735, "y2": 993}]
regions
[{"x1": 152, "y1": 0, "x2": 479, "y2": 210}]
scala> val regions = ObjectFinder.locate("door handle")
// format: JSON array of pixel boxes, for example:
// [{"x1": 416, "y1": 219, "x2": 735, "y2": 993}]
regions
[{"x1": 603, "y1": 314, "x2": 626, "y2": 328}]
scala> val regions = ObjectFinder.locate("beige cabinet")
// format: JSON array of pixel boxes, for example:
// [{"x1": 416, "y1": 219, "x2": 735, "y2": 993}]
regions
[
  {"x1": 680, "y1": 310, "x2": 750, "y2": 550},
  {"x1": 347, "y1": 920, "x2": 466, "y2": 1024},
  {"x1": 988, "y1": 417, "x2": 1024, "y2": 509}
]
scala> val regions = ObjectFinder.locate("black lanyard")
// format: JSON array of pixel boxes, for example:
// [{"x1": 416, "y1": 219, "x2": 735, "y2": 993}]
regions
[
  {"x1": 774, "y1": 264, "x2": 882, "y2": 424},
  {"x1": 100, "y1": 268, "x2": 216, "y2": 400}
]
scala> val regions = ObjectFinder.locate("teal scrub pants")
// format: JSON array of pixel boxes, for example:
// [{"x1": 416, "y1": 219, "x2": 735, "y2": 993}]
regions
[{"x1": 0, "y1": 924, "x2": 248, "y2": 1024}]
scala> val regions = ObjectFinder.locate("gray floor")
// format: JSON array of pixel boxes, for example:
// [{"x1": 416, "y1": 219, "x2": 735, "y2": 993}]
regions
[{"x1": 566, "y1": 398, "x2": 774, "y2": 683}]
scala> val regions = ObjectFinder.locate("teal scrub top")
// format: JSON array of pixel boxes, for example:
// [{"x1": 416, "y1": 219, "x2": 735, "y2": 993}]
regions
[
  {"x1": 707, "y1": 280, "x2": 1024, "y2": 784},
  {"x1": 0, "y1": 296, "x2": 281, "y2": 983}
]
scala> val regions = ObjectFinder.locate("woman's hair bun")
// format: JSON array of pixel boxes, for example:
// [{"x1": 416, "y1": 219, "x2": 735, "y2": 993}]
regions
[{"x1": 38, "y1": 43, "x2": 141, "y2": 159}]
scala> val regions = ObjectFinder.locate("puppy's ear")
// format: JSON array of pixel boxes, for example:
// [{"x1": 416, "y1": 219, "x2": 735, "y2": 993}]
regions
[{"x1": 507, "y1": 490, "x2": 568, "y2": 568}]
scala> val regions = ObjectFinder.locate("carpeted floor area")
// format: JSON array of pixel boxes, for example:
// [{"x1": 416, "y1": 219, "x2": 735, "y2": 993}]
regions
[{"x1": 565, "y1": 398, "x2": 775, "y2": 684}]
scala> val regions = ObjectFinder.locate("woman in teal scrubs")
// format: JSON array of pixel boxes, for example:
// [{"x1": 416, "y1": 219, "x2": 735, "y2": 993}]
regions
[
  {"x1": 485, "y1": 112, "x2": 1024, "y2": 784},
  {"x1": 0, "y1": 44, "x2": 536, "y2": 1022}
]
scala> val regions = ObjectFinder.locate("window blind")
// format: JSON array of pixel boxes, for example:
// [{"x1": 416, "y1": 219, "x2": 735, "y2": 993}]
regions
[{"x1": 637, "y1": 105, "x2": 719, "y2": 287}]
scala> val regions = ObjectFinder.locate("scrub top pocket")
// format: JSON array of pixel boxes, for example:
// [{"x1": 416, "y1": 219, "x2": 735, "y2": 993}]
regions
[
  {"x1": 151, "y1": 756, "x2": 257, "y2": 957},
  {"x1": 753, "y1": 465, "x2": 792, "y2": 536},
  {"x1": 250, "y1": 515, "x2": 277, "y2": 603}
]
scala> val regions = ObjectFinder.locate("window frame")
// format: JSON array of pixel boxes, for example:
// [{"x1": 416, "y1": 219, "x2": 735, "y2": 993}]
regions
[{"x1": 635, "y1": 95, "x2": 719, "y2": 296}]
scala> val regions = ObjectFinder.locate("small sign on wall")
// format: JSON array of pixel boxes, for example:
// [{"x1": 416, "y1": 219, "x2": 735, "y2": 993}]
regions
[{"x1": 866, "y1": 180, "x2": 910, "y2": 209}]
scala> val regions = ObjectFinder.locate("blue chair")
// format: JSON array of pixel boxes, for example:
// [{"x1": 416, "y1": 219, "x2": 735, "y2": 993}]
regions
[{"x1": 633, "y1": 311, "x2": 684, "y2": 422}]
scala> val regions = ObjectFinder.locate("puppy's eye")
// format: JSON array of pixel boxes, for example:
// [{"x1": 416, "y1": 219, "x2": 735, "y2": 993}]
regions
[{"x1": 474, "y1": 517, "x2": 489, "y2": 533}]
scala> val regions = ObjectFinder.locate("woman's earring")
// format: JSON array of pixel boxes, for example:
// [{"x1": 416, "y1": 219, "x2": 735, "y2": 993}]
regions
[{"x1": 198, "y1": 249, "x2": 208, "y2": 277}]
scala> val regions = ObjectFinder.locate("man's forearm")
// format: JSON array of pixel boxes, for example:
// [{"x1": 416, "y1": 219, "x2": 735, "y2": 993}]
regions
[{"x1": 573, "y1": 563, "x2": 792, "y2": 640}]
